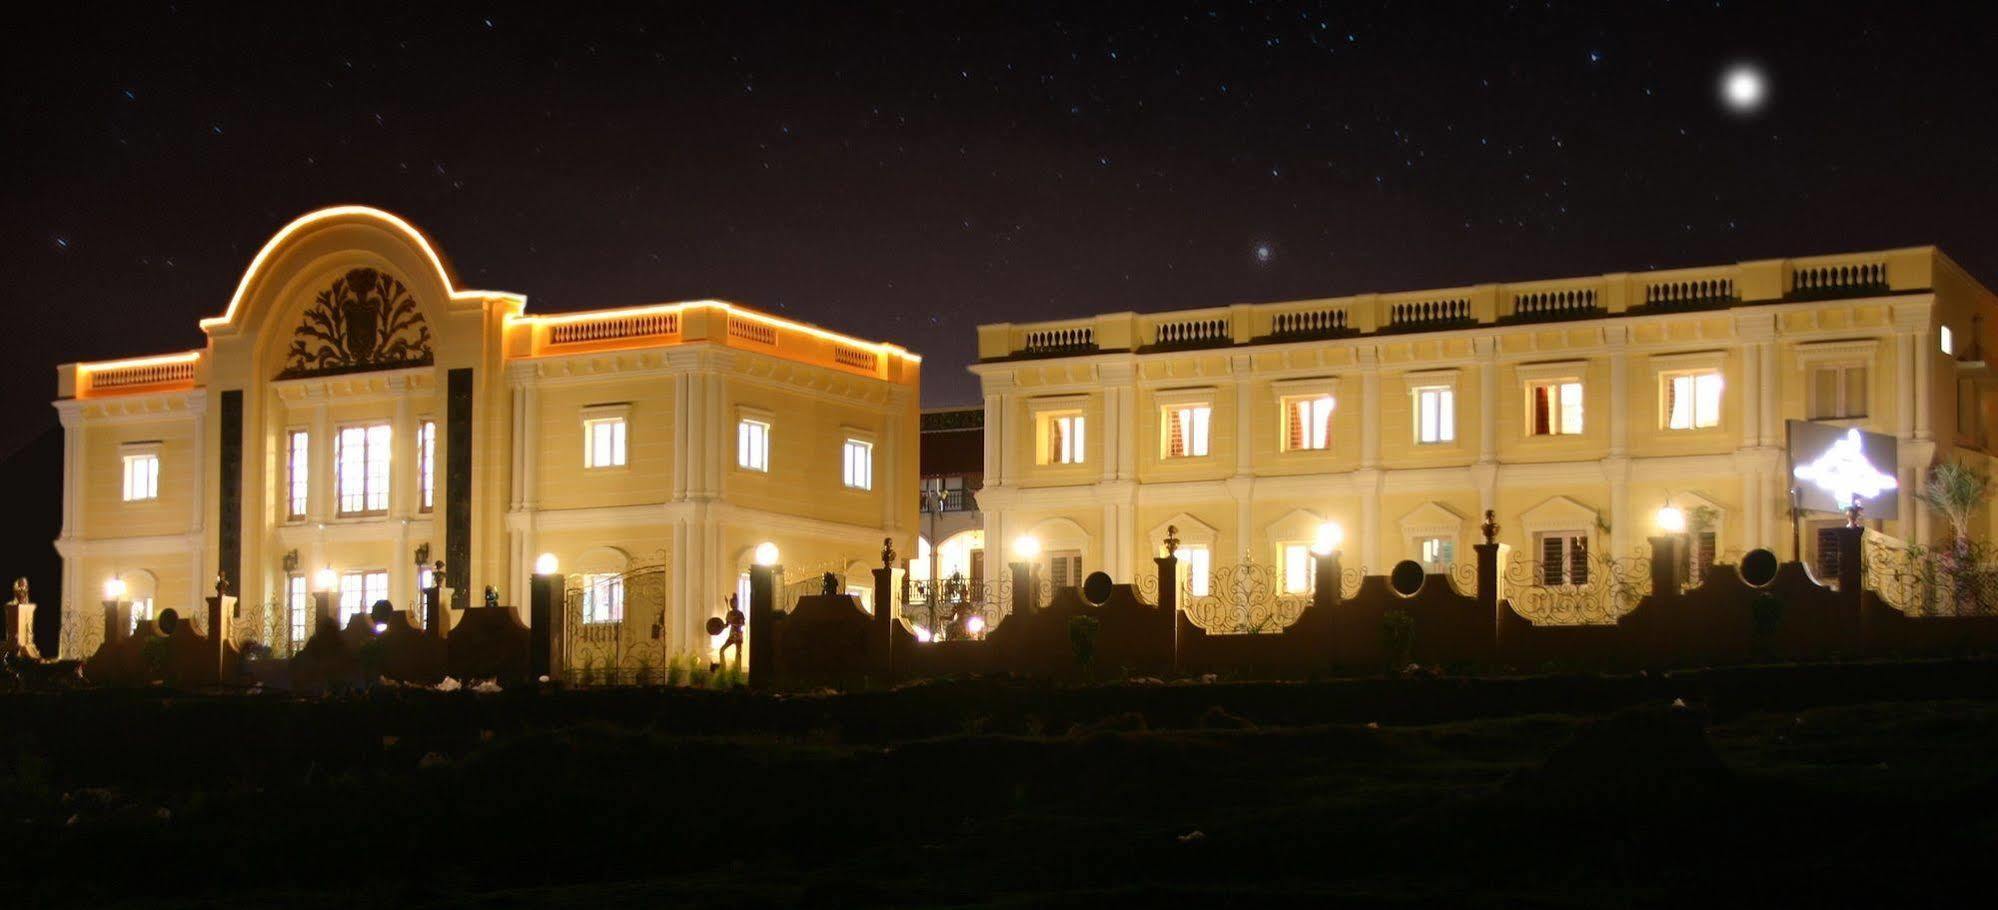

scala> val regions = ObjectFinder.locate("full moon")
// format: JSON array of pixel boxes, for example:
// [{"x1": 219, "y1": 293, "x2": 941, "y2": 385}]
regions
[{"x1": 1721, "y1": 63, "x2": 1767, "y2": 113}]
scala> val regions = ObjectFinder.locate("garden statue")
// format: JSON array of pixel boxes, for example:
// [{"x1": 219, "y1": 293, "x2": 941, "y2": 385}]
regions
[
  {"x1": 882, "y1": 536, "x2": 895, "y2": 569},
  {"x1": 822, "y1": 572, "x2": 839, "y2": 596},
  {"x1": 1164, "y1": 525, "x2": 1179, "y2": 556},
  {"x1": 483, "y1": 585, "x2": 500, "y2": 609},
  {"x1": 11, "y1": 577, "x2": 26, "y2": 606},
  {"x1": 1482, "y1": 510, "x2": 1500, "y2": 544},
  {"x1": 706, "y1": 593, "x2": 746, "y2": 673}
]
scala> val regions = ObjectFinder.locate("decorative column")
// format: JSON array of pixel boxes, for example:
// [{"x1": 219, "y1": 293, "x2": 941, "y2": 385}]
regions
[{"x1": 1474, "y1": 337, "x2": 1499, "y2": 515}]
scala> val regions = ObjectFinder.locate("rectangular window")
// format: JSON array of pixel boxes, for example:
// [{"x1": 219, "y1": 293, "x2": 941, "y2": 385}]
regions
[
  {"x1": 337, "y1": 569, "x2": 390, "y2": 625},
  {"x1": 334, "y1": 423, "x2": 392, "y2": 514},
  {"x1": 1536, "y1": 532, "x2": 1590, "y2": 586},
  {"x1": 738, "y1": 418, "x2": 771, "y2": 472},
  {"x1": 1418, "y1": 537, "x2": 1455, "y2": 569},
  {"x1": 1414, "y1": 386, "x2": 1455, "y2": 444},
  {"x1": 285, "y1": 430, "x2": 309, "y2": 519},
  {"x1": 1281, "y1": 543, "x2": 1314, "y2": 595},
  {"x1": 416, "y1": 420, "x2": 436, "y2": 512},
  {"x1": 122, "y1": 452, "x2": 160, "y2": 502},
  {"x1": 1809, "y1": 365, "x2": 1869, "y2": 420},
  {"x1": 1177, "y1": 544, "x2": 1212, "y2": 597},
  {"x1": 1048, "y1": 550, "x2": 1083, "y2": 589},
  {"x1": 1285, "y1": 395, "x2": 1336, "y2": 451},
  {"x1": 1163, "y1": 404, "x2": 1212, "y2": 458},
  {"x1": 286, "y1": 574, "x2": 310, "y2": 648},
  {"x1": 1044, "y1": 413, "x2": 1086, "y2": 465},
  {"x1": 584, "y1": 415, "x2": 627, "y2": 468},
  {"x1": 843, "y1": 438, "x2": 874, "y2": 489},
  {"x1": 581, "y1": 573, "x2": 624, "y2": 624},
  {"x1": 1664, "y1": 371, "x2": 1724, "y2": 430},
  {"x1": 1529, "y1": 381, "x2": 1585, "y2": 436}
]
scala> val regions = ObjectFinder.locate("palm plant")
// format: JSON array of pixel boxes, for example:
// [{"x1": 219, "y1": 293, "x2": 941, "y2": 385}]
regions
[{"x1": 1916, "y1": 461, "x2": 1991, "y2": 543}]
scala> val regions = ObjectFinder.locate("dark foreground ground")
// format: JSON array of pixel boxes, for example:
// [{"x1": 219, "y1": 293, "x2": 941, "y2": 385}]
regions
[{"x1": 4, "y1": 659, "x2": 1998, "y2": 908}]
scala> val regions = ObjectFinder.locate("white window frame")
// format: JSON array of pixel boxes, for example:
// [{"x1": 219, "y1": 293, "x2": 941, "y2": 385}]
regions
[
  {"x1": 1155, "y1": 388, "x2": 1216, "y2": 461},
  {"x1": 842, "y1": 435, "x2": 874, "y2": 490},
  {"x1": 581, "y1": 572, "x2": 625, "y2": 624},
  {"x1": 1518, "y1": 361, "x2": 1587, "y2": 438},
  {"x1": 1406, "y1": 369, "x2": 1459, "y2": 446},
  {"x1": 284, "y1": 429, "x2": 309, "y2": 520},
  {"x1": 582, "y1": 404, "x2": 630, "y2": 469},
  {"x1": 333, "y1": 422, "x2": 392, "y2": 515},
  {"x1": 121, "y1": 443, "x2": 161, "y2": 502},
  {"x1": 415, "y1": 419, "x2": 436, "y2": 513},
  {"x1": 1662, "y1": 370, "x2": 1725, "y2": 430},
  {"x1": 337, "y1": 569, "x2": 390, "y2": 625},
  {"x1": 737, "y1": 408, "x2": 772, "y2": 472},
  {"x1": 1274, "y1": 377, "x2": 1338, "y2": 453}
]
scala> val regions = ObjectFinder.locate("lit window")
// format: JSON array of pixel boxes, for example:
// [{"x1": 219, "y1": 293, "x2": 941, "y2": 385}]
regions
[
  {"x1": 130, "y1": 596, "x2": 154, "y2": 633},
  {"x1": 1284, "y1": 395, "x2": 1336, "y2": 451},
  {"x1": 285, "y1": 430, "x2": 309, "y2": 519},
  {"x1": 1414, "y1": 386, "x2": 1455, "y2": 444},
  {"x1": 1664, "y1": 371, "x2": 1724, "y2": 430},
  {"x1": 416, "y1": 420, "x2": 436, "y2": 512},
  {"x1": 738, "y1": 418, "x2": 771, "y2": 472},
  {"x1": 581, "y1": 573, "x2": 624, "y2": 624},
  {"x1": 337, "y1": 569, "x2": 390, "y2": 624},
  {"x1": 584, "y1": 415, "x2": 627, "y2": 468},
  {"x1": 1281, "y1": 543, "x2": 1314, "y2": 594},
  {"x1": 121, "y1": 452, "x2": 159, "y2": 502},
  {"x1": 734, "y1": 573, "x2": 753, "y2": 615},
  {"x1": 1941, "y1": 325, "x2": 1954, "y2": 356},
  {"x1": 1536, "y1": 532, "x2": 1590, "y2": 586},
  {"x1": 1176, "y1": 544, "x2": 1212, "y2": 597},
  {"x1": 1043, "y1": 412, "x2": 1086, "y2": 465},
  {"x1": 334, "y1": 423, "x2": 392, "y2": 514},
  {"x1": 286, "y1": 574, "x2": 309, "y2": 648},
  {"x1": 1529, "y1": 380, "x2": 1584, "y2": 436},
  {"x1": 1163, "y1": 404, "x2": 1212, "y2": 458},
  {"x1": 843, "y1": 438, "x2": 873, "y2": 489},
  {"x1": 1418, "y1": 537, "x2": 1455, "y2": 569},
  {"x1": 1809, "y1": 365, "x2": 1868, "y2": 419}
]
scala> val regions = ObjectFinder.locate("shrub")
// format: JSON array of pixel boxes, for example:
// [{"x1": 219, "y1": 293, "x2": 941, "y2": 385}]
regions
[{"x1": 1068, "y1": 615, "x2": 1102, "y2": 666}]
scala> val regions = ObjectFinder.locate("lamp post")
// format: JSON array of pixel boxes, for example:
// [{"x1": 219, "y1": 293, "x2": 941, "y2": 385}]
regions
[
  {"x1": 102, "y1": 576, "x2": 131, "y2": 646},
  {"x1": 1311, "y1": 521, "x2": 1344, "y2": 609}
]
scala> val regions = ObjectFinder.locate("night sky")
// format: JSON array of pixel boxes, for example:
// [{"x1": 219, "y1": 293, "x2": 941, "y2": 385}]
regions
[{"x1": 4, "y1": 1, "x2": 1995, "y2": 460}]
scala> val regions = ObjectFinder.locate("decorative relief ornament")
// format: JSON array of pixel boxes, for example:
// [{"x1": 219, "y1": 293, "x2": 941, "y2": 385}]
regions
[{"x1": 279, "y1": 267, "x2": 433, "y2": 378}]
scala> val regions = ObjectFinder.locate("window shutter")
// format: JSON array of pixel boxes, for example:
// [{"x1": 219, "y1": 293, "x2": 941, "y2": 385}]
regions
[
  {"x1": 1816, "y1": 527, "x2": 1842, "y2": 579},
  {"x1": 1288, "y1": 400, "x2": 1305, "y2": 450},
  {"x1": 1570, "y1": 535, "x2": 1590, "y2": 586},
  {"x1": 1541, "y1": 535, "x2": 1564, "y2": 585}
]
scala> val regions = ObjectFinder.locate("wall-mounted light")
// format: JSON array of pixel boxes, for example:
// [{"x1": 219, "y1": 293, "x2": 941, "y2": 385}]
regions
[
  {"x1": 534, "y1": 552, "x2": 560, "y2": 575},
  {"x1": 753, "y1": 542, "x2": 780, "y2": 567}
]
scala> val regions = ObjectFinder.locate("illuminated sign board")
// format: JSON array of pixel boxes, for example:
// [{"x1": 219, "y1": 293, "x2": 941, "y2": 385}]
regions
[{"x1": 1787, "y1": 420, "x2": 1899, "y2": 518}]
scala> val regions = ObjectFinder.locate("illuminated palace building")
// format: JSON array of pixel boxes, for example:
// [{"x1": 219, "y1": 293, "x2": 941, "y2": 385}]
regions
[
  {"x1": 972, "y1": 247, "x2": 1998, "y2": 593},
  {"x1": 53, "y1": 207, "x2": 919, "y2": 657}
]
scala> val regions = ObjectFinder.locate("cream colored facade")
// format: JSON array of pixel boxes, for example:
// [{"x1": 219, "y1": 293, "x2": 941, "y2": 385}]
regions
[
  {"x1": 53, "y1": 206, "x2": 919, "y2": 657},
  {"x1": 972, "y1": 247, "x2": 1998, "y2": 587}
]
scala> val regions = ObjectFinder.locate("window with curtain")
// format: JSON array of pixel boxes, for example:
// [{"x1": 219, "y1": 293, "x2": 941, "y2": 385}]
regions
[
  {"x1": 1044, "y1": 413, "x2": 1085, "y2": 464},
  {"x1": 1664, "y1": 371, "x2": 1724, "y2": 430},
  {"x1": 1414, "y1": 386, "x2": 1455, "y2": 444},
  {"x1": 1175, "y1": 544, "x2": 1212, "y2": 597},
  {"x1": 1529, "y1": 381, "x2": 1584, "y2": 436},
  {"x1": 1418, "y1": 536, "x2": 1455, "y2": 569},
  {"x1": 334, "y1": 423, "x2": 391, "y2": 514},
  {"x1": 1280, "y1": 542, "x2": 1314, "y2": 594},
  {"x1": 1163, "y1": 404, "x2": 1211, "y2": 458},
  {"x1": 1285, "y1": 394, "x2": 1335, "y2": 450}
]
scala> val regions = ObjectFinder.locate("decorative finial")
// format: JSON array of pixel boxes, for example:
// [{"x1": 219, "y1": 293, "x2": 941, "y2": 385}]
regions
[
  {"x1": 1481, "y1": 510, "x2": 1500, "y2": 544},
  {"x1": 11, "y1": 577, "x2": 27, "y2": 605},
  {"x1": 1844, "y1": 498, "x2": 1864, "y2": 528},
  {"x1": 1163, "y1": 525, "x2": 1180, "y2": 556},
  {"x1": 483, "y1": 585, "x2": 499, "y2": 609},
  {"x1": 882, "y1": 536, "x2": 896, "y2": 569},
  {"x1": 215, "y1": 571, "x2": 230, "y2": 597}
]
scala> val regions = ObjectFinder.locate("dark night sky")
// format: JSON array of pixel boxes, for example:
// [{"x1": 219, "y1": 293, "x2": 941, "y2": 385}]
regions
[{"x1": 4, "y1": 1, "x2": 1995, "y2": 460}]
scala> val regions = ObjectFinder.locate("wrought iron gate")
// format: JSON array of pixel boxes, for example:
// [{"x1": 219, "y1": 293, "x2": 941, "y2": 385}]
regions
[{"x1": 562, "y1": 566, "x2": 670, "y2": 685}]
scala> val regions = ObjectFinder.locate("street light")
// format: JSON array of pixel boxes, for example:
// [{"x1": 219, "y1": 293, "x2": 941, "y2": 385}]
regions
[
  {"x1": 534, "y1": 552, "x2": 560, "y2": 575},
  {"x1": 753, "y1": 541, "x2": 780, "y2": 567},
  {"x1": 1311, "y1": 521, "x2": 1344, "y2": 556},
  {"x1": 1014, "y1": 535, "x2": 1041, "y2": 560},
  {"x1": 314, "y1": 567, "x2": 338, "y2": 591},
  {"x1": 103, "y1": 577, "x2": 126, "y2": 601},
  {"x1": 1655, "y1": 506, "x2": 1687, "y2": 534}
]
